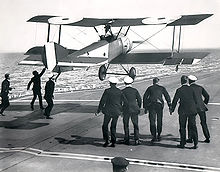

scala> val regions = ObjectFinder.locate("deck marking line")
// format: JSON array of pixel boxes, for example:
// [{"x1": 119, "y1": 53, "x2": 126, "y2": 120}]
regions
[
  {"x1": 208, "y1": 103, "x2": 220, "y2": 106},
  {"x1": 0, "y1": 147, "x2": 220, "y2": 171},
  {"x1": 11, "y1": 99, "x2": 100, "y2": 103}
]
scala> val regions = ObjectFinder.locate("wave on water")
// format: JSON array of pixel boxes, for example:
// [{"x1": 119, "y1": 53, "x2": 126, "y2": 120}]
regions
[{"x1": 1, "y1": 49, "x2": 220, "y2": 100}]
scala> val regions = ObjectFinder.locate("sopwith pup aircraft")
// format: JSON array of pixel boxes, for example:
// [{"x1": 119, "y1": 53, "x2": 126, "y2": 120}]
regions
[{"x1": 19, "y1": 14, "x2": 213, "y2": 80}]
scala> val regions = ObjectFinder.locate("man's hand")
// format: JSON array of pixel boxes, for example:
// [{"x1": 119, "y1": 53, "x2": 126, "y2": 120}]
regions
[{"x1": 169, "y1": 106, "x2": 173, "y2": 115}]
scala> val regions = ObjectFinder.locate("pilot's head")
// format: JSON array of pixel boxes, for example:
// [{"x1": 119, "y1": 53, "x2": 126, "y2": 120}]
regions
[
  {"x1": 181, "y1": 75, "x2": 188, "y2": 85},
  {"x1": 32, "y1": 70, "x2": 38, "y2": 76}
]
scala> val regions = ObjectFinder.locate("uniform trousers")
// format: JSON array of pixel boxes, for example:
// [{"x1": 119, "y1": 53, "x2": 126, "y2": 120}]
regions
[
  {"x1": 102, "y1": 114, "x2": 119, "y2": 144},
  {"x1": 123, "y1": 113, "x2": 139, "y2": 142},
  {"x1": 31, "y1": 89, "x2": 43, "y2": 108},
  {"x1": 148, "y1": 103, "x2": 163, "y2": 138},
  {"x1": 188, "y1": 111, "x2": 210, "y2": 140},
  {"x1": 0, "y1": 95, "x2": 9, "y2": 113},
  {"x1": 45, "y1": 97, "x2": 54, "y2": 117},
  {"x1": 179, "y1": 113, "x2": 198, "y2": 146}
]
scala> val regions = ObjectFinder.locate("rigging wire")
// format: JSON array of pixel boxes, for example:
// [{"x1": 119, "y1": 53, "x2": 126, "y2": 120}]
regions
[
  {"x1": 130, "y1": 25, "x2": 167, "y2": 51},
  {"x1": 130, "y1": 28, "x2": 160, "y2": 50}
]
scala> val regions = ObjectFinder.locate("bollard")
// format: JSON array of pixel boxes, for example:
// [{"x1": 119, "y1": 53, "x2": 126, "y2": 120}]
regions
[{"x1": 111, "y1": 157, "x2": 129, "y2": 172}]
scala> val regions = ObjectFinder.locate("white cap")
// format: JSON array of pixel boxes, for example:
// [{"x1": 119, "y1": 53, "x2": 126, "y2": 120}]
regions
[
  {"x1": 188, "y1": 75, "x2": 197, "y2": 81},
  {"x1": 124, "y1": 76, "x2": 133, "y2": 84},
  {"x1": 109, "y1": 77, "x2": 119, "y2": 84}
]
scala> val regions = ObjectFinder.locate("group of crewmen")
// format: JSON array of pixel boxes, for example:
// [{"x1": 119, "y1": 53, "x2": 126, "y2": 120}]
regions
[
  {"x1": 0, "y1": 68, "x2": 210, "y2": 149},
  {"x1": 96, "y1": 75, "x2": 210, "y2": 149},
  {"x1": 0, "y1": 68, "x2": 55, "y2": 119}
]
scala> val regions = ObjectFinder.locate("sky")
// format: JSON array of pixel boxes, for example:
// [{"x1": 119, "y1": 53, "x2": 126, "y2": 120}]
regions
[{"x1": 0, "y1": 0, "x2": 220, "y2": 53}]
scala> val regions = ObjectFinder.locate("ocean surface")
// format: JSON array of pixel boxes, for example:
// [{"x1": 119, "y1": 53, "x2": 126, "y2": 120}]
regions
[{"x1": 0, "y1": 49, "x2": 220, "y2": 99}]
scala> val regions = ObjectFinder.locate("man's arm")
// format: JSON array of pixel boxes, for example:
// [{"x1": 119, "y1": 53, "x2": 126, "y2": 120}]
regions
[
  {"x1": 97, "y1": 90, "x2": 107, "y2": 113},
  {"x1": 27, "y1": 79, "x2": 33, "y2": 90},
  {"x1": 143, "y1": 88, "x2": 149, "y2": 108},
  {"x1": 136, "y1": 90, "x2": 142, "y2": 108},
  {"x1": 171, "y1": 89, "x2": 179, "y2": 113},
  {"x1": 202, "y1": 87, "x2": 210, "y2": 105},
  {"x1": 163, "y1": 87, "x2": 171, "y2": 107},
  {"x1": 39, "y1": 68, "x2": 46, "y2": 77}
]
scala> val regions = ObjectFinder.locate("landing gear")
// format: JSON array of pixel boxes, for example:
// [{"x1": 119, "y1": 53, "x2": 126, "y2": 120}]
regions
[
  {"x1": 98, "y1": 65, "x2": 107, "y2": 81},
  {"x1": 98, "y1": 64, "x2": 136, "y2": 81}
]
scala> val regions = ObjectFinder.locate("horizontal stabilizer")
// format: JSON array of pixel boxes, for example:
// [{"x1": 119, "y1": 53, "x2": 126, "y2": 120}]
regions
[{"x1": 19, "y1": 55, "x2": 44, "y2": 66}]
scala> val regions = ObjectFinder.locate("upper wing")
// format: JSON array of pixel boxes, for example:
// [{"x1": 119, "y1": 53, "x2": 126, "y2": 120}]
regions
[
  {"x1": 27, "y1": 14, "x2": 213, "y2": 27},
  {"x1": 109, "y1": 51, "x2": 209, "y2": 65}
]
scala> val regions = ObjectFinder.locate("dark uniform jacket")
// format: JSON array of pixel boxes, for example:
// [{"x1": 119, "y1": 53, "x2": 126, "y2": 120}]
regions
[
  {"x1": 1, "y1": 79, "x2": 12, "y2": 97},
  {"x1": 98, "y1": 85, "x2": 126, "y2": 116},
  {"x1": 171, "y1": 84, "x2": 197, "y2": 115},
  {"x1": 143, "y1": 84, "x2": 171, "y2": 109},
  {"x1": 27, "y1": 68, "x2": 46, "y2": 91},
  {"x1": 190, "y1": 83, "x2": 209, "y2": 112},
  {"x1": 44, "y1": 80, "x2": 55, "y2": 99},
  {"x1": 122, "y1": 86, "x2": 142, "y2": 115}
]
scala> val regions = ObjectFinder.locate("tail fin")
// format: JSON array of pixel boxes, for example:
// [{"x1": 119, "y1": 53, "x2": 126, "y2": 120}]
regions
[{"x1": 43, "y1": 42, "x2": 69, "y2": 71}]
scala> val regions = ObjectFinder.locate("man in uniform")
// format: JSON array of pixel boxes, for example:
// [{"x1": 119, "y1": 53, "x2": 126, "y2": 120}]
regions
[
  {"x1": 44, "y1": 75, "x2": 55, "y2": 119},
  {"x1": 27, "y1": 68, "x2": 46, "y2": 110},
  {"x1": 97, "y1": 77, "x2": 126, "y2": 147},
  {"x1": 186, "y1": 75, "x2": 210, "y2": 143},
  {"x1": 122, "y1": 76, "x2": 142, "y2": 145},
  {"x1": 0, "y1": 73, "x2": 13, "y2": 116},
  {"x1": 143, "y1": 77, "x2": 171, "y2": 142},
  {"x1": 171, "y1": 75, "x2": 198, "y2": 149}
]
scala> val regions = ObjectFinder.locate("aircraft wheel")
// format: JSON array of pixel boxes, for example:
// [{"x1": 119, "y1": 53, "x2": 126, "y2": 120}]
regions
[
  {"x1": 129, "y1": 67, "x2": 136, "y2": 79},
  {"x1": 98, "y1": 65, "x2": 107, "y2": 81}
]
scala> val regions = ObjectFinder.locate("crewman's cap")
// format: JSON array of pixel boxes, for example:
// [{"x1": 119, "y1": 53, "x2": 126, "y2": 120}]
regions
[
  {"x1": 124, "y1": 76, "x2": 133, "y2": 84},
  {"x1": 109, "y1": 77, "x2": 119, "y2": 84},
  {"x1": 188, "y1": 75, "x2": 197, "y2": 81},
  {"x1": 5, "y1": 73, "x2": 10, "y2": 79},
  {"x1": 153, "y1": 77, "x2": 159, "y2": 84}
]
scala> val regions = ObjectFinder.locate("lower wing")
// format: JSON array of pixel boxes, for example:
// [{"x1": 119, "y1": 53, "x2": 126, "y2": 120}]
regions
[{"x1": 109, "y1": 51, "x2": 209, "y2": 65}]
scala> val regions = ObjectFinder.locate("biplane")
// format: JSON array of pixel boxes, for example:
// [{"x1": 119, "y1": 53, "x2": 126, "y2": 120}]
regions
[{"x1": 19, "y1": 14, "x2": 213, "y2": 80}]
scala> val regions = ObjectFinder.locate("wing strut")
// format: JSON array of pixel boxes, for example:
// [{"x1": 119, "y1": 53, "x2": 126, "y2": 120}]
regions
[
  {"x1": 47, "y1": 24, "x2": 51, "y2": 42},
  {"x1": 58, "y1": 25, "x2": 62, "y2": 44},
  {"x1": 171, "y1": 26, "x2": 175, "y2": 57},
  {"x1": 177, "y1": 26, "x2": 182, "y2": 53},
  {"x1": 116, "y1": 27, "x2": 123, "y2": 39},
  {"x1": 124, "y1": 26, "x2": 130, "y2": 36}
]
